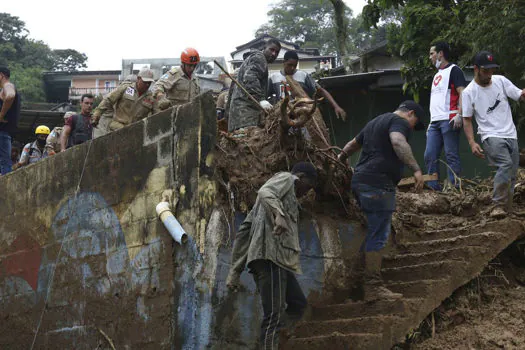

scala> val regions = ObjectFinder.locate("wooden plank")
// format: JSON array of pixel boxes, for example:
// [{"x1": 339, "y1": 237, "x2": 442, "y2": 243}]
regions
[{"x1": 397, "y1": 173, "x2": 438, "y2": 187}]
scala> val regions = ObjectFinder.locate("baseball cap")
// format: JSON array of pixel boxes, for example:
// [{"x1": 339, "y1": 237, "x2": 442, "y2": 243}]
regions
[
  {"x1": 398, "y1": 100, "x2": 426, "y2": 131},
  {"x1": 138, "y1": 68, "x2": 155, "y2": 82},
  {"x1": 474, "y1": 51, "x2": 499, "y2": 69}
]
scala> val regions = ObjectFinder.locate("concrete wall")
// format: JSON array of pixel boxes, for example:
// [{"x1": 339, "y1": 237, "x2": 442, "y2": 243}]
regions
[{"x1": 0, "y1": 92, "x2": 368, "y2": 349}]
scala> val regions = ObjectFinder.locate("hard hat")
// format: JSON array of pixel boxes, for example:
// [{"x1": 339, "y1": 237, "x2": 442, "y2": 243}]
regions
[
  {"x1": 181, "y1": 48, "x2": 200, "y2": 65},
  {"x1": 35, "y1": 125, "x2": 51, "y2": 135}
]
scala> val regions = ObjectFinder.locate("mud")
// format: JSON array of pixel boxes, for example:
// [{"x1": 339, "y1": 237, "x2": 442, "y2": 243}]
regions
[{"x1": 408, "y1": 258, "x2": 525, "y2": 350}]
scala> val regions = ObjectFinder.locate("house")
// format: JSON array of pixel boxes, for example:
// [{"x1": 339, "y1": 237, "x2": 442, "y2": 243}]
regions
[
  {"x1": 43, "y1": 70, "x2": 122, "y2": 104},
  {"x1": 121, "y1": 57, "x2": 228, "y2": 92},
  {"x1": 230, "y1": 34, "x2": 336, "y2": 74}
]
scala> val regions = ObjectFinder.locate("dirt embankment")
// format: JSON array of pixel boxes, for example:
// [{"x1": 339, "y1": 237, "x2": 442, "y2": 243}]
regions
[{"x1": 400, "y1": 243, "x2": 525, "y2": 350}]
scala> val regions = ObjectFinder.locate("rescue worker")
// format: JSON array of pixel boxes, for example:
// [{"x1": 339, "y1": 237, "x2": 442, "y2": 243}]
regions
[
  {"x1": 91, "y1": 68, "x2": 156, "y2": 134},
  {"x1": 228, "y1": 38, "x2": 281, "y2": 132},
  {"x1": 14, "y1": 125, "x2": 50, "y2": 169},
  {"x1": 226, "y1": 162, "x2": 317, "y2": 349},
  {"x1": 153, "y1": 48, "x2": 201, "y2": 111},
  {"x1": 45, "y1": 111, "x2": 75, "y2": 156}
]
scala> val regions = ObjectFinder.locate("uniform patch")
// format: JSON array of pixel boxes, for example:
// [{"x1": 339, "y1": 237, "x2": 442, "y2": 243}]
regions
[
  {"x1": 161, "y1": 73, "x2": 169, "y2": 80},
  {"x1": 125, "y1": 87, "x2": 135, "y2": 96}
]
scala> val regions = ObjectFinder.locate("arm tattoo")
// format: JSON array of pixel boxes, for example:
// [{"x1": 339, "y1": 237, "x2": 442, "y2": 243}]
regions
[{"x1": 390, "y1": 132, "x2": 420, "y2": 172}]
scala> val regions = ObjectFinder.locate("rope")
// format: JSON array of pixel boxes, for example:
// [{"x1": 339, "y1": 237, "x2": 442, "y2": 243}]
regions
[{"x1": 30, "y1": 138, "x2": 94, "y2": 349}]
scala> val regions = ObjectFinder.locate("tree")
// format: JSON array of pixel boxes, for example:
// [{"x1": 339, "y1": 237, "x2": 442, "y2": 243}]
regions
[
  {"x1": 362, "y1": 0, "x2": 525, "y2": 106},
  {"x1": 255, "y1": 0, "x2": 353, "y2": 56},
  {"x1": 52, "y1": 49, "x2": 88, "y2": 72},
  {"x1": 0, "y1": 12, "x2": 88, "y2": 102}
]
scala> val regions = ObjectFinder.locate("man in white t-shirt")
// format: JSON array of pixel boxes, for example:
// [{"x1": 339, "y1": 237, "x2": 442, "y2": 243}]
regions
[
  {"x1": 267, "y1": 50, "x2": 347, "y2": 120},
  {"x1": 462, "y1": 51, "x2": 525, "y2": 218},
  {"x1": 425, "y1": 42, "x2": 467, "y2": 191}
]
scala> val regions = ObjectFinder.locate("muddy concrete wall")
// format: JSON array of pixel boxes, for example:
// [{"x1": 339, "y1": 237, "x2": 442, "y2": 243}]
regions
[{"x1": 0, "y1": 92, "x2": 367, "y2": 349}]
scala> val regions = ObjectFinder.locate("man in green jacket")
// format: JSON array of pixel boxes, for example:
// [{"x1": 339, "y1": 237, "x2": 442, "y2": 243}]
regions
[{"x1": 226, "y1": 162, "x2": 317, "y2": 350}]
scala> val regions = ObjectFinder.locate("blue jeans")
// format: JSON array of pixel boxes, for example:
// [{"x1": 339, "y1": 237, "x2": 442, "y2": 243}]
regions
[
  {"x1": 424, "y1": 120, "x2": 461, "y2": 190},
  {"x1": 482, "y1": 137, "x2": 519, "y2": 209},
  {"x1": 352, "y1": 183, "x2": 396, "y2": 252},
  {"x1": 0, "y1": 131, "x2": 12, "y2": 175}
]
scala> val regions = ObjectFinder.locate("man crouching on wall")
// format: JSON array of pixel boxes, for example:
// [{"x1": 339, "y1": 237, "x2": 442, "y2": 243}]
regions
[{"x1": 226, "y1": 162, "x2": 317, "y2": 350}]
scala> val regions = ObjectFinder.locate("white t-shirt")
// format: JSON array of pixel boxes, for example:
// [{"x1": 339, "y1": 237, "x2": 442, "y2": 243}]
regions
[{"x1": 462, "y1": 75, "x2": 522, "y2": 142}]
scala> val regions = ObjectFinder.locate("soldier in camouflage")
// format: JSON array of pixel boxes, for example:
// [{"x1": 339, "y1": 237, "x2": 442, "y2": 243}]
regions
[
  {"x1": 91, "y1": 68, "x2": 156, "y2": 134},
  {"x1": 152, "y1": 48, "x2": 201, "y2": 112},
  {"x1": 227, "y1": 38, "x2": 281, "y2": 132}
]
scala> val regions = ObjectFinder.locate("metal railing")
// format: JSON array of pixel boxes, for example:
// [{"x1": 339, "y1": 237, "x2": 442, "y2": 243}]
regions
[{"x1": 69, "y1": 87, "x2": 117, "y2": 98}]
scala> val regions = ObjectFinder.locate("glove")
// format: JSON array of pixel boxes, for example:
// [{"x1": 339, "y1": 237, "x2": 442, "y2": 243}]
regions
[
  {"x1": 158, "y1": 97, "x2": 172, "y2": 111},
  {"x1": 259, "y1": 100, "x2": 273, "y2": 111},
  {"x1": 450, "y1": 113, "x2": 463, "y2": 129}
]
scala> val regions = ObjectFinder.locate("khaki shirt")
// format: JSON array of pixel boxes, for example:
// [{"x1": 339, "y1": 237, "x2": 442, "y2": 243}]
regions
[
  {"x1": 93, "y1": 82, "x2": 155, "y2": 126},
  {"x1": 45, "y1": 127, "x2": 62, "y2": 155},
  {"x1": 228, "y1": 172, "x2": 301, "y2": 278},
  {"x1": 153, "y1": 67, "x2": 200, "y2": 106}
]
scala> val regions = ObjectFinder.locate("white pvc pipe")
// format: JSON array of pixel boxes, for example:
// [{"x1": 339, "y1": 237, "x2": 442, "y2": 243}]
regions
[{"x1": 156, "y1": 201, "x2": 188, "y2": 244}]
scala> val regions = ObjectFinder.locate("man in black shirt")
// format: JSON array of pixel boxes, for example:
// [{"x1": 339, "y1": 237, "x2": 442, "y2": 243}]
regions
[
  {"x1": 338, "y1": 100, "x2": 425, "y2": 301},
  {"x1": 0, "y1": 66, "x2": 21, "y2": 175}
]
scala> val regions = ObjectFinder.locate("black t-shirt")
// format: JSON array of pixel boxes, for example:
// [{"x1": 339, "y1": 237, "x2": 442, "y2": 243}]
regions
[
  {"x1": 352, "y1": 113, "x2": 412, "y2": 189},
  {"x1": 447, "y1": 64, "x2": 467, "y2": 91},
  {"x1": 0, "y1": 86, "x2": 21, "y2": 136}
]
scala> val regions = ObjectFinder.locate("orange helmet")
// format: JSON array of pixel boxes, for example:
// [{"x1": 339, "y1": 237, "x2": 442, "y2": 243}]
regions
[{"x1": 181, "y1": 48, "x2": 200, "y2": 65}]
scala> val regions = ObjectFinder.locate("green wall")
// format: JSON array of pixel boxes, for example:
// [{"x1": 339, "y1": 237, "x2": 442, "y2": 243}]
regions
[{"x1": 321, "y1": 87, "x2": 523, "y2": 181}]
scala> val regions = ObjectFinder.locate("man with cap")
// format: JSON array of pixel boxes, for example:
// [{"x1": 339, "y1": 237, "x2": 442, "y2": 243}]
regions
[
  {"x1": 14, "y1": 125, "x2": 50, "y2": 169},
  {"x1": 425, "y1": 41, "x2": 467, "y2": 191},
  {"x1": 462, "y1": 51, "x2": 525, "y2": 218},
  {"x1": 91, "y1": 68, "x2": 156, "y2": 134},
  {"x1": 226, "y1": 162, "x2": 317, "y2": 349},
  {"x1": 338, "y1": 101, "x2": 425, "y2": 301},
  {"x1": 268, "y1": 50, "x2": 347, "y2": 120},
  {"x1": 153, "y1": 48, "x2": 201, "y2": 112}
]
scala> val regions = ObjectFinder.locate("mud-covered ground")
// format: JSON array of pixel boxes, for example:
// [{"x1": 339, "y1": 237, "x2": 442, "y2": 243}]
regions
[{"x1": 402, "y1": 247, "x2": 525, "y2": 350}]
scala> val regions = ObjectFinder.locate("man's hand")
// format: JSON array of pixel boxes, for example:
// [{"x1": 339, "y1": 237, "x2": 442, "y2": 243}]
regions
[
  {"x1": 158, "y1": 97, "x2": 172, "y2": 111},
  {"x1": 91, "y1": 115, "x2": 100, "y2": 127},
  {"x1": 470, "y1": 142, "x2": 485, "y2": 159},
  {"x1": 259, "y1": 100, "x2": 273, "y2": 111},
  {"x1": 338, "y1": 150, "x2": 348, "y2": 163},
  {"x1": 335, "y1": 106, "x2": 347, "y2": 121},
  {"x1": 414, "y1": 170, "x2": 424, "y2": 192},
  {"x1": 449, "y1": 114, "x2": 462, "y2": 129},
  {"x1": 273, "y1": 213, "x2": 289, "y2": 236}
]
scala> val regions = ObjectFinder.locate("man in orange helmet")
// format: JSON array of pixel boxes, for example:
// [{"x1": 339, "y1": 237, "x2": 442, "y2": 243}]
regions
[{"x1": 153, "y1": 48, "x2": 201, "y2": 111}]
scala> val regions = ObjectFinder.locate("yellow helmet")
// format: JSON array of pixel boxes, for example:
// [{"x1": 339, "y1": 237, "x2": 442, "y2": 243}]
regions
[{"x1": 35, "y1": 125, "x2": 51, "y2": 135}]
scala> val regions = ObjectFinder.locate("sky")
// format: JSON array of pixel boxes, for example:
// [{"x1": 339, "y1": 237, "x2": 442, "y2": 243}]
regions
[{"x1": 3, "y1": 0, "x2": 367, "y2": 71}]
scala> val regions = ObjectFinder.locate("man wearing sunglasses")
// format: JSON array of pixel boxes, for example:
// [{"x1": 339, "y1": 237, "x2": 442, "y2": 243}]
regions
[
  {"x1": 153, "y1": 48, "x2": 201, "y2": 111},
  {"x1": 91, "y1": 68, "x2": 156, "y2": 135},
  {"x1": 462, "y1": 51, "x2": 525, "y2": 218}
]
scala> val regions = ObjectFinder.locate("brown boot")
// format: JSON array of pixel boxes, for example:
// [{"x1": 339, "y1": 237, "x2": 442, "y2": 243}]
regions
[{"x1": 363, "y1": 251, "x2": 402, "y2": 302}]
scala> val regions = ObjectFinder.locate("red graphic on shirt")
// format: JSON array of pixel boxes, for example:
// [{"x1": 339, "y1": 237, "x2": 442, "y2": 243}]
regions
[{"x1": 433, "y1": 75, "x2": 442, "y2": 86}]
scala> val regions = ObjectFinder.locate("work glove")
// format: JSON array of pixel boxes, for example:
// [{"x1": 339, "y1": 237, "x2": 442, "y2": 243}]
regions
[
  {"x1": 259, "y1": 100, "x2": 273, "y2": 111},
  {"x1": 158, "y1": 97, "x2": 172, "y2": 111},
  {"x1": 450, "y1": 114, "x2": 463, "y2": 129}
]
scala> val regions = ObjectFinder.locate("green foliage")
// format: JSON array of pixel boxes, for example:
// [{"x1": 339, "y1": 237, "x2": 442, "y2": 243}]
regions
[
  {"x1": 0, "y1": 12, "x2": 88, "y2": 102},
  {"x1": 363, "y1": 0, "x2": 525, "y2": 114},
  {"x1": 256, "y1": 0, "x2": 353, "y2": 55}
]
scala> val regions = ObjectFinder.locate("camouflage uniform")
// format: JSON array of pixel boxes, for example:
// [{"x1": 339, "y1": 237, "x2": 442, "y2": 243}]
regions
[
  {"x1": 45, "y1": 126, "x2": 63, "y2": 155},
  {"x1": 152, "y1": 67, "x2": 200, "y2": 110},
  {"x1": 92, "y1": 81, "x2": 155, "y2": 133},
  {"x1": 228, "y1": 51, "x2": 269, "y2": 132}
]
